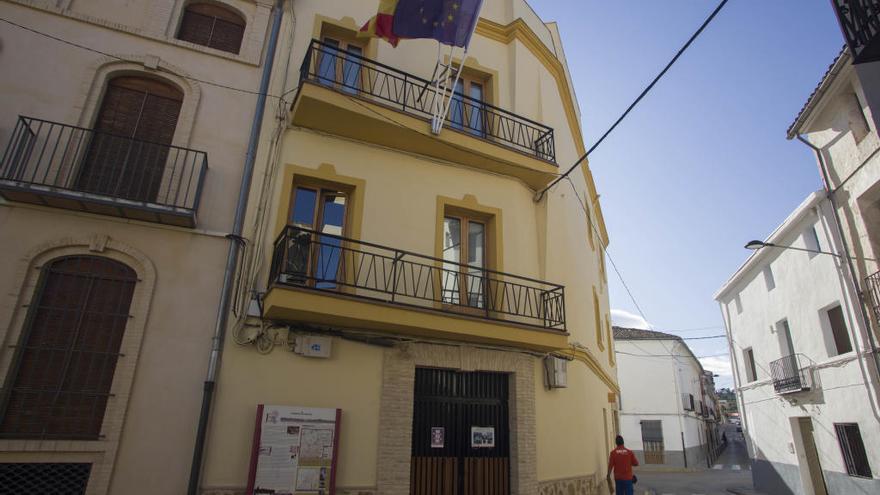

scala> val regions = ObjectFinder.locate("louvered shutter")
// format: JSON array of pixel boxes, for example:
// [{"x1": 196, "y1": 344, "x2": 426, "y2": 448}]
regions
[
  {"x1": 77, "y1": 77, "x2": 182, "y2": 202},
  {"x1": 178, "y1": 3, "x2": 245, "y2": 54},
  {"x1": 0, "y1": 257, "x2": 137, "y2": 439}
]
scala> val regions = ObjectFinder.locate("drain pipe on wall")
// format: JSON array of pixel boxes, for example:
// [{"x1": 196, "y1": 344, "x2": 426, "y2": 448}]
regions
[
  {"x1": 187, "y1": 1, "x2": 286, "y2": 493},
  {"x1": 795, "y1": 134, "x2": 880, "y2": 392}
]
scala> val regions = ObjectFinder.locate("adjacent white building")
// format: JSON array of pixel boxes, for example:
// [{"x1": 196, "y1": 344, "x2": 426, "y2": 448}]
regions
[
  {"x1": 613, "y1": 327, "x2": 721, "y2": 470},
  {"x1": 715, "y1": 191, "x2": 880, "y2": 495}
]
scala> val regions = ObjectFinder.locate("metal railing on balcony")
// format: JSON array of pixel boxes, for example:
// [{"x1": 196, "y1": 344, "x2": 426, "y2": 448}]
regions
[
  {"x1": 865, "y1": 270, "x2": 880, "y2": 323},
  {"x1": 270, "y1": 225, "x2": 566, "y2": 330},
  {"x1": 832, "y1": 0, "x2": 880, "y2": 63},
  {"x1": 298, "y1": 39, "x2": 556, "y2": 162},
  {"x1": 0, "y1": 116, "x2": 207, "y2": 219},
  {"x1": 769, "y1": 354, "x2": 811, "y2": 394}
]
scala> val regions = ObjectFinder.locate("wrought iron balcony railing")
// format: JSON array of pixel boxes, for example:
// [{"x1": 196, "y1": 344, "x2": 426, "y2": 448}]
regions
[
  {"x1": 865, "y1": 270, "x2": 880, "y2": 323},
  {"x1": 0, "y1": 116, "x2": 208, "y2": 226},
  {"x1": 832, "y1": 0, "x2": 880, "y2": 63},
  {"x1": 769, "y1": 354, "x2": 811, "y2": 394},
  {"x1": 298, "y1": 39, "x2": 556, "y2": 162},
  {"x1": 270, "y1": 226, "x2": 566, "y2": 330}
]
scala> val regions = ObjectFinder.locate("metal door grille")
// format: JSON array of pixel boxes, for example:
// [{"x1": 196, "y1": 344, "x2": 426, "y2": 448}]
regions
[
  {"x1": 411, "y1": 368, "x2": 510, "y2": 495},
  {"x1": 0, "y1": 463, "x2": 91, "y2": 494},
  {"x1": 0, "y1": 256, "x2": 136, "y2": 439}
]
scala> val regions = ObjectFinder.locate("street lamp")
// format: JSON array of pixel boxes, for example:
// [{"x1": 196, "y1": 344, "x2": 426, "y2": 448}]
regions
[{"x1": 743, "y1": 240, "x2": 853, "y2": 259}]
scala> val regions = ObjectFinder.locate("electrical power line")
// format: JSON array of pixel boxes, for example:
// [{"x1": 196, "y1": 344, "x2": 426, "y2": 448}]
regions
[
  {"x1": 536, "y1": 0, "x2": 730, "y2": 201},
  {"x1": 0, "y1": 17, "x2": 284, "y2": 99}
]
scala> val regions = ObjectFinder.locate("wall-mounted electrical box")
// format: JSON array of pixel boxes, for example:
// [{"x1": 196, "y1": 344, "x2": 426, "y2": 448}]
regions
[
  {"x1": 292, "y1": 335, "x2": 332, "y2": 358},
  {"x1": 543, "y1": 356, "x2": 568, "y2": 389}
]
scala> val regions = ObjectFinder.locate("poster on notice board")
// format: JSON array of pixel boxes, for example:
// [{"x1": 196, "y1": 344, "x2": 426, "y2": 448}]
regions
[{"x1": 245, "y1": 405, "x2": 341, "y2": 495}]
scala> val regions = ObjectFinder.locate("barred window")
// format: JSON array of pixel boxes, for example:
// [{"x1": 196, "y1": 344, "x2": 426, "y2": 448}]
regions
[
  {"x1": 177, "y1": 3, "x2": 245, "y2": 54},
  {"x1": 0, "y1": 463, "x2": 91, "y2": 494},
  {"x1": 835, "y1": 423, "x2": 872, "y2": 478},
  {"x1": 0, "y1": 256, "x2": 136, "y2": 439}
]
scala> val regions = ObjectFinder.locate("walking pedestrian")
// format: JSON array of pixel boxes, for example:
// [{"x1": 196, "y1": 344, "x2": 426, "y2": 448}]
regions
[{"x1": 607, "y1": 435, "x2": 639, "y2": 495}]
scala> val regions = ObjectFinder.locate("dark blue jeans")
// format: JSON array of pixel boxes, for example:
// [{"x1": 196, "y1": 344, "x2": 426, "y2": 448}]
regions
[{"x1": 615, "y1": 478, "x2": 634, "y2": 495}]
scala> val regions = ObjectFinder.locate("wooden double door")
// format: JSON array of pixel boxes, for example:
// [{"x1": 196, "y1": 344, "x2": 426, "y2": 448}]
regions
[{"x1": 411, "y1": 368, "x2": 510, "y2": 495}]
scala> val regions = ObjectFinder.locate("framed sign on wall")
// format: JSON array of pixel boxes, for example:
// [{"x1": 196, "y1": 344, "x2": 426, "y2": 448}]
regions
[{"x1": 246, "y1": 405, "x2": 341, "y2": 495}]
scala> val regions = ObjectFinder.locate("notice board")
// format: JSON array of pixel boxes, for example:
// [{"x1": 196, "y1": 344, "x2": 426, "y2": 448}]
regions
[{"x1": 246, "y1": 405, "x2": 341, "y2": 495}]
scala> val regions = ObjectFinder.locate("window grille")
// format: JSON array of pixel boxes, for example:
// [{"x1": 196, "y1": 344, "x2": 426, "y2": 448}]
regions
[
  {"x1": 835, "y1": 423, "x2": 873, "y2": 478},
  {"x1": 0, "y1": 463, "x2": 91, "y2": 494},
  {"x1": 0, "y1": 256, "x2": 136, "y2": 439}
]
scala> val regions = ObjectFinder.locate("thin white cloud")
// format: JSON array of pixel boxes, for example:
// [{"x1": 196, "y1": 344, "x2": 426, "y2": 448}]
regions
[
  {"x1": 699, "y1": 355, "x2": 732, "y2": 378},
  {"x1": 610, "y1": 308, "x2": 652, "y2": 330}
]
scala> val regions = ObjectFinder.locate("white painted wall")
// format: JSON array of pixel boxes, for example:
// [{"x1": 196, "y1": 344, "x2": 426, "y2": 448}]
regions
[
  {"x1": 716, "y1": 192, "x2": 880, "y2": 492},
  {"x1": 616, "y1": 338, "x2": 715, "y2": 467}
]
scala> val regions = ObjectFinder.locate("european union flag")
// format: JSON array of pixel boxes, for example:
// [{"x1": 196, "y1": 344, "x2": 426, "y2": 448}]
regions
[{"x1": 392, "y1": 0, "x2": 484, "y2": 48}]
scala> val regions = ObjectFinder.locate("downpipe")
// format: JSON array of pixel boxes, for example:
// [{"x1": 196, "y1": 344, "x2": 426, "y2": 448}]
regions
[{"x1": 187, "y1": 1, "x2": 286, "y2": 494}]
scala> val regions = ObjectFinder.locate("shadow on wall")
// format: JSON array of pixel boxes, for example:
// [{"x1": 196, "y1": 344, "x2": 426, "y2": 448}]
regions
[{"x1": 751, "y1": 446, "x2": 800, "y2": 495}]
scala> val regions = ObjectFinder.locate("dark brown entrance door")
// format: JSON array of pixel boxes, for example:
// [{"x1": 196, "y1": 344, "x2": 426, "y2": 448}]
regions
[
  {"x1": 77, "y1": 77, "x2": 183, "y2": 202},
  {"x1": 411, "y1": 368, "x2": 510, "y2": 495}
]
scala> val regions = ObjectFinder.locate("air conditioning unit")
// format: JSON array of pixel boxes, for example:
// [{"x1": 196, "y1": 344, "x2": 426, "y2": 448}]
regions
[{"x1": 544, "y1": 356, "x2": 568, "y2": 389}]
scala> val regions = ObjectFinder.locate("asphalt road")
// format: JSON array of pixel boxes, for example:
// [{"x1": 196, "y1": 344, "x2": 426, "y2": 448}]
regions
[{"x1": 634, "y1": 425, "x2": 760, "y2": 495}]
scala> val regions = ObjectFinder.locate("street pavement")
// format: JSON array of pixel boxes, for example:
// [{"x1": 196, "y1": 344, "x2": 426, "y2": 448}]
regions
[{"x1": 633, "y1": 425, "x2": 764, "y2": 495}]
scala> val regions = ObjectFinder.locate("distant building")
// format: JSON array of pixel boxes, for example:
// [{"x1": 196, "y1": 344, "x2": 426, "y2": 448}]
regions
[
  {"x1": 715, "y1": 190, "x2": 880, "y2": 495},
  {"x1": 613, "y1": 327, "x2": 721, "y2": 470}
]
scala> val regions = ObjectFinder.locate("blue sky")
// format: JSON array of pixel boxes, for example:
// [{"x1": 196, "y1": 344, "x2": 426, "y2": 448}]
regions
[{"x1": 528, "y1": 1, "x2": 845, "y2": 388}]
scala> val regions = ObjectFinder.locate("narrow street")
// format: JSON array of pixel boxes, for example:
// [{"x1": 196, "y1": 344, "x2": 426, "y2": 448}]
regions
[{"x1": 635, "y1": 425, "x2": 759, "y2": 495}]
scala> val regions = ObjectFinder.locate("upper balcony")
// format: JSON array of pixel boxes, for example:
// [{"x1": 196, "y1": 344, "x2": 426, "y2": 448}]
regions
[
  {"x1": 289, "y1": 39, "x2": 559, "y2": 189},
  {"x1": 832, "y1": 0, "x2": 880, "y2": 64},
  {"x1": 262, "y1": 226, "x2": 568, "y2": 351},
  {"x1": 769, "y1": 354, "x2": 812, "y2": 395},
  {"x1": 0, "y1": 116, "x2": 207, "y2": 227}
]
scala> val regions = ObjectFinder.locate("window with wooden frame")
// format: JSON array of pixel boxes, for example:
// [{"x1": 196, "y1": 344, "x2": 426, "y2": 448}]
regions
[
  {"x1": 0, "y1": 256, "x2": 136, "y2": 440},
  {"x1": 317, "y1": 30, "x2": 366, "y2": 95},
  {"x1": 441, "y1": 212, "x2": 489, "y2": 309},
  {"x1": 177, "y1": 3, "x2": 246, "y2": 54},
  {"x1": 593, "y1": 289, "x2": 604, "y2": 350},
  {"x1": 449, "y1": 73, "x2": 489, "y2": 136},
  {"x1": 835, "y1": 423, "x2": 872, "y2": 478},
  {"x1": 285, "y1": 184, "x2": 349, "y2": 289},
  {"x1": 606, "y1": 319, "x2": 615, "y2": 366}
]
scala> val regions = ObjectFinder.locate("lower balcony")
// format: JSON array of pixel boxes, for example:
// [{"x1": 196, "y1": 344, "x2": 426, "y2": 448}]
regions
[
  {"x1": 770, "y1": 354, "x2": 812, "y2": 394},
  {"x1": 0, "y1": 116, "x2": 207, "y2": 227},
  {"x1": 263, "y1": 226, "x2": 568, "y2": 351}
]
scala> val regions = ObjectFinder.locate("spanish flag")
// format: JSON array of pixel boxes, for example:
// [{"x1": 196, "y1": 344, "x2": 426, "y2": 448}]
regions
[{"x1": 359, "y1": 0, "x2": 401, "y2": 47}]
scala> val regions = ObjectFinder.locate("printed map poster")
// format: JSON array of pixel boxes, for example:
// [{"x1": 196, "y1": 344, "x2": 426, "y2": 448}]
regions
[{"x1": 245, "y1": 405, "x2": 341, "y2": 495}]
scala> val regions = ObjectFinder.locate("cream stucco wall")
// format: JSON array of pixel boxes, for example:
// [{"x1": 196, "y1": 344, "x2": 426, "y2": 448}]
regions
[
  {"x1": 201, "y1": 0, "x2": 617, "y2": 494},
  {"x1": 0, "y1": 1, "x2": 276, "y2": 493}
]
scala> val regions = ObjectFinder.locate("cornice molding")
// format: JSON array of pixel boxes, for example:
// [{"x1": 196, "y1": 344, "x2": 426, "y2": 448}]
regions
[{"x1": 476, "y1": 17, "x2": 610, "y2": 245}]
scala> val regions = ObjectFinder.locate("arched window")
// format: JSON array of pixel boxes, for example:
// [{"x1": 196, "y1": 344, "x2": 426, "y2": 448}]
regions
[
  {"x1": 0, "y1": 257, "x2": 137, "y2": 439},
  {"x1": 77, "y1": 76, "x2": 184, "y2": 203},
  {"x1": 177, "y1": 2, "x2": 246, "y2": 54}
]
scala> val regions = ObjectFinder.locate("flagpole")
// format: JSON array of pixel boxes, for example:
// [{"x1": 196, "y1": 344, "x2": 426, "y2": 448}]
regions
[{"x1": 434, "y1": 45, "x2": 468, "y2": 134}]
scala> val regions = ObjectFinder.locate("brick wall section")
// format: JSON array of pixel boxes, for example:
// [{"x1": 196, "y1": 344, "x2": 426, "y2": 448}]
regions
[{"x1": 376, "y1": 342, "x2": 537, "y2": 495}]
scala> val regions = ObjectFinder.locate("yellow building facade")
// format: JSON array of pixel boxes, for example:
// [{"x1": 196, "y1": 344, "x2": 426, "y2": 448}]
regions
[{"x1": 199, "y1": 1, "x2": 619, "y2": 494}]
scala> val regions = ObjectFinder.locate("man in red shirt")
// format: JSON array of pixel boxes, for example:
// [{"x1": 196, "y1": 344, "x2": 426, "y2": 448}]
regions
[{"x1": 607, "y1": 435, "x2": 639, "y2": 495}]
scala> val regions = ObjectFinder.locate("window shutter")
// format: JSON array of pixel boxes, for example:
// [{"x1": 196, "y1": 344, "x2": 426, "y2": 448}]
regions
[
  {"x1": 0, "y1": 257, "x2": 137, "y2": 439},
  {"x1": 178, "y1": 3, "x2": 245, "y2": 54}
]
